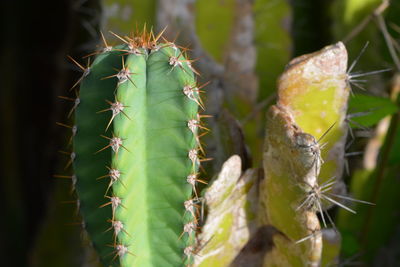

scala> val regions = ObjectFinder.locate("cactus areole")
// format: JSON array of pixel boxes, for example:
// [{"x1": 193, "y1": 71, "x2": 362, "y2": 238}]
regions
[{"x1": 70, "y1": 29, "x2": 206, "y2": 267}]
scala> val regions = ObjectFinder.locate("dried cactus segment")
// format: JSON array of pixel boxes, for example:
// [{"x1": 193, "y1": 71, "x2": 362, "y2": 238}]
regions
[
  {"x1": 260, "y1": 105, "x2": 322, "y2": 267},
  {"x1": 194, "y1": 156, "x2": 259, "y2": 267},
  {"x1": 259, "y1": 43, "x2": 351, "y2": 266},
  {"x1": 72, "y1": 30, "x2": 203, "y2": 266},
  {"x1": 277, "y1": 42, "x2": 350, "y2": 186}
]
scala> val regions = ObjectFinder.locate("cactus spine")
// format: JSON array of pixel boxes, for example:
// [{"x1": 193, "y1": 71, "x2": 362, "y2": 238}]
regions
[{"x1": 70, "y1": 29, "x2": 205, "y2": 267}]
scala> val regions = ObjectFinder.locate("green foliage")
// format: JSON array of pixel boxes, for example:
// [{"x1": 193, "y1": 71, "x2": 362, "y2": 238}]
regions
[
  {"x1": 349, "y1": 93, "x2": 398, "y2": 127},
  {"x1": 338, "y1": 87, "x2": 400, "y2": 261}
]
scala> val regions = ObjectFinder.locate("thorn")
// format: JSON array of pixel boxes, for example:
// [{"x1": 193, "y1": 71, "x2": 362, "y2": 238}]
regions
[
  {"x1": 187, "y1": 119, "x2": 200, "y2": 134},
  {"x1": 59, "y1": 150, "x2": 76, "y2": 169},
  {"x1": 56, "y1": 122, "x2": 77, "y2": 144},
  {"x1": 169, "y1": 55, "x2": 183, "y2": 68},
  {"x1": 344, "y1": 157, "x2": 351, "y2": 176},
  {"x1": 295, "y1": 230, "x2": 322, "y2": 244},
  {"x1": 317, "y1": 122, "x2": 336, "y2": 144},
  {"x1": 161, "y1": 33, "x2": 180, "y2": 50},
  {"x1": 183, "y1": 85, "x2": 205, "y2": 110},
  {"x1": 100, "y1": 31, "x2": 113, "y2": 53},
  {"x1": 187, "y1": 173, "x2": 207, "y2": 198},
  {"x1": 347, "y1": 41, "x2": 370, "y2": 75},
  {"x1": 59, "y1": 92, "x2": 80, "y2": 118},
  {"x1": 184, "y1": 199, "x2": 200, "y2": 223},
  {"x1": 105, "y1": 220, "x2": 130, "y2": 243},
  {"x1": 345, "y1": 151, "x2": 363, "y2": 157},
  {"x1": 100, "y1": 195, "x2": 125, "y2": 220},
  {"x1": 101, "y1": 57, "x2": 136, "y2": 87},
  {"x1": 107, "y1": 243, "x2": 134, "y2": 261},
  {"x1": 60, "y1": 198, "x2": 81, "y2": 215},
  {"x1": 83, "y1": 31, "x2": 113, "y2": 58},
  {"x1": 187, "y1": 59, "x2": 201, "y2": 76},
  {"x1": 164, "y1": 44, "x2": 199, "y2": 76},
  {"x1": 188, "y1": 116, "x2": 210, "y2": 134},
  {"x1": 67, "y1": 56, "x2": 91, "y2": 91},
  {"x1": 149, "y1": 26, "x2": 167, "y2": 51},
  {"x1": 298, "y1": 178, "x2": 374, "y2": 228},
  {"x1": 345, "y1": 112, "x2": 371, "y2": 134},
  {"x1": 109, "y1": 31, "x2": 129, "y2": 45},
  {"x1": 346, "y1": 42, "x2": 392, "y2": 92},
  {"x1": 183, "y1": 245, "x2": 199, "y2": 260},
  {"x1": 188, "y1": 149, "x2": 200, "y2": 166},
  {"x1": 54, "y1": 174, "x2": 77, "y2": 192},
  {"x1": 198, "y1": 114, "x2": 213, "y2": 119},
  {"x1": 97, "y1": 166, "x2": 125, "y2": 196},
  {"x1": 111, "y1": 30, "x2": 144, "y2": 55},
  {"x1": 95, "y1": 134, "x2": 128, "y2": 156},
  {"x1": 97, "y1": 99, "x2": 130, "y2": 131},
  {"x1": 179, "y1": 221, "x2": 197, "y2": 240},
  {"x1": 169, "y1": 55, "x2": 200, "y2": 76},
  {"x1": 349, "y1": 68, "x2": 392, "y2": 81},
  {"x1": 187, "y1": 117, "x2": 209, "y2": 155}
]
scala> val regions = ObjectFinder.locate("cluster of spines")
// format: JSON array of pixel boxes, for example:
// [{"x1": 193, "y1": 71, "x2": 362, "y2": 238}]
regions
[
  {"x1": 293, "y1": 72, "x2": 377, "y2": 246},
  {"x1": 56, "y1": 27, "x2": 211, "y2": 266}
]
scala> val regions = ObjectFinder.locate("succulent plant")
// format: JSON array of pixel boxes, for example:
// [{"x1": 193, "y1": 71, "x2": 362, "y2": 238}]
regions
[{"x1": 68, "y1": 29, "x2": 207, "y2": 267}]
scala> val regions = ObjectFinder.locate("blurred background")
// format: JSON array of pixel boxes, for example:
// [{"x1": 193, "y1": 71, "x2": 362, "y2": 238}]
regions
[{"x1": 0, "y1": 0, "x2": 399, "y2": 266}]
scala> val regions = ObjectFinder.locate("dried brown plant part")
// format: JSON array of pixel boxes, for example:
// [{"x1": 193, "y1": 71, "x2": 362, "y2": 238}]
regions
[
  {"x1": 194, "y1": 156, "x2": 259, "y2": 267},
  {"x1": 277, "y1": 42, "x2": 350, "y2": 198},
  {"x1": 259, "y1": 105, "x2": 322, "y2": 267}
]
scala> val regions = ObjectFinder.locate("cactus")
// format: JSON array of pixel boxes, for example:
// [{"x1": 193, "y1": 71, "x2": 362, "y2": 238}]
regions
[
  {"x1": 185, "y1": 43, "x2": 351, "y2": 267},
  {"x1": 277, "y1": 42, "x2": 350, "y2": 193},
  {"x1": 193, "y1": 155, "x2": 259, "y2": 267},
  {"x1": 260, "y1": 104, "x2": 324, "y2": 267},
  {"x1": 258, "y1": 42, "x2": 350, "y2": 266},
  {"x1": 70, "y1": 29, "x2": 205, "y2": 267},
  {"x1": 5, "y1": 0, "x2": 400, "y2": 266}
]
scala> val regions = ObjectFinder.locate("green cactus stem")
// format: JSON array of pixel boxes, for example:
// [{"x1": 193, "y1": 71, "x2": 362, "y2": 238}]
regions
[{"x1": 70, "y1": 29, "x2": 206, "y2": 267}]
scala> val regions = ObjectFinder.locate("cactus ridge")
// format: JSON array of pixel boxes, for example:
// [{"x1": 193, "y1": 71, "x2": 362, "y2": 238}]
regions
[{"x1": 62, "y1": 28, "x2": 208, "y2": 267}]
